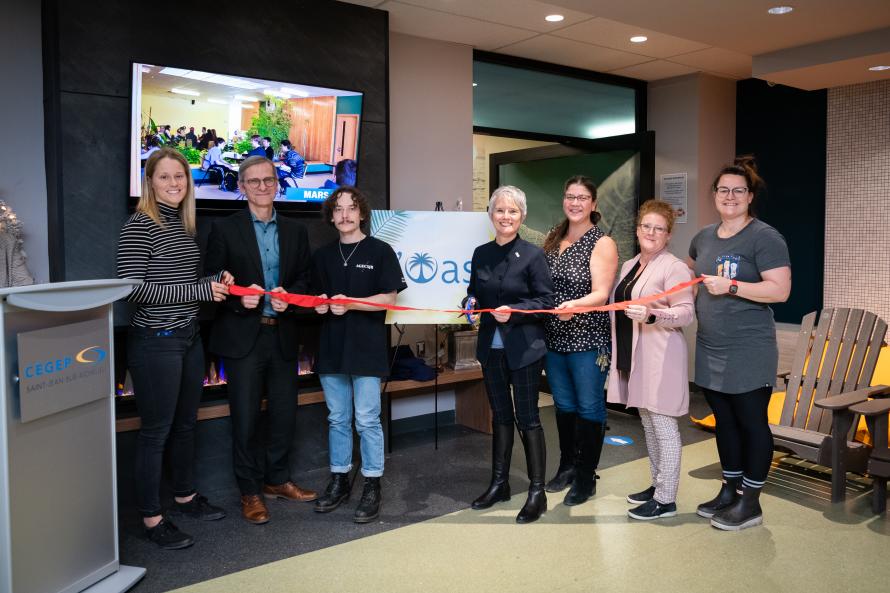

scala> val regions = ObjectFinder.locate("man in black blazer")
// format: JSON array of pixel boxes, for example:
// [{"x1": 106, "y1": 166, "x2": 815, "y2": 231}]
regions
[{"x1": 205, "y1": 156, "x2": 317, "y2": 525}]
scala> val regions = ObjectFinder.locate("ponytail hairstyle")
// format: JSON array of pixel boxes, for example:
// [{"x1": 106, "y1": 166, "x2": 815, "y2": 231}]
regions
[
  {"x1": 711, "y1": 154, "x2": 765, "y2": 216},
  {"x1": 543, "y1": 175, "x2": 600, "y2": 253}
]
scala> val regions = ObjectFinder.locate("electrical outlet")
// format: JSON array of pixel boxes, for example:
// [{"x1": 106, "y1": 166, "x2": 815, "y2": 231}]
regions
[{"x1": 415, "y1": 341, "x2": 425, "y2": 357}]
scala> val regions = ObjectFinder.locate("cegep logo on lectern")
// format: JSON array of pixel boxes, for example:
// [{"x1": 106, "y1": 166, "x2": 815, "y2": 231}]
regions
[
  {"x1": 22, "y1": 345, "x2": 107, "y2": 379},
  {"x1": 17, "y1": 319, "x2": 111, "y2": 423}
]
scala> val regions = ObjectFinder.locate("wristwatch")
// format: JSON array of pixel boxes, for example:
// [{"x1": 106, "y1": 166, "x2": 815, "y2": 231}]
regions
[
  {"x1": 729, "y1": 279, "x2": 739, "y2": 295},
  {"x1": 645, "y1": 313, "x2": 657, "y2": 324}
]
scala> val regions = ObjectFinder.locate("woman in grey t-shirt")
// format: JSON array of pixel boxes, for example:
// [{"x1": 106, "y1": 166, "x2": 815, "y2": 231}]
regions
[{"x1": 689, "y1": 156, "x2": 791, "y2": 531}]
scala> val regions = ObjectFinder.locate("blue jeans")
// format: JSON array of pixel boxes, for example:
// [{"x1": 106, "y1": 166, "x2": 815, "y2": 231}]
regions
[
  {"x1": 320, "y1": 374, "x2": 384, "y2": 477},
  {"x1": 545, "y1": 350, "x2": 608, "y2": 422}
]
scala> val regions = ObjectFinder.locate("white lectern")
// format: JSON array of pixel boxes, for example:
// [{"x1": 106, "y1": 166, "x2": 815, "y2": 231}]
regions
[{"x1": 0, "y1": 280, "x2": 144, "y2": 593}]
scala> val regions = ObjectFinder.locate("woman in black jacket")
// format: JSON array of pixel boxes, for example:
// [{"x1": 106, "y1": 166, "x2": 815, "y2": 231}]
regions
[{"x1": 466, "y1": 185, "x2": 554, "y2": 524}]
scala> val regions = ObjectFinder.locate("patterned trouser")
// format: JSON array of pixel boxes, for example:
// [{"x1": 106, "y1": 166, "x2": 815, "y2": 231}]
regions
[{"x1": 639, "y1": 408, "x2": 682, "y2": 504}]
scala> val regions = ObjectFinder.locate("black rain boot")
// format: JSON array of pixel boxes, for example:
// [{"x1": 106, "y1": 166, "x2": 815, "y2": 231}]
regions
[
  {"x1": 696, "y1": 476, "x2": 742, "y2": 519},
  {"x1": 516, "y1": 426, "x2": 547, "y2": 524},
  {"x1": 314, "y1": 472, "x2": 352, "y2": 513},
  {"x1": 710, "y1": 486, "x2": 763, "y2": 531},
  {"x1": 545, "y1": 411, "x2": 577, "y2": 493},
  {"x1": 472, "y1": 423, "x2": 514, "y2": 510},
  {"x1": 564, "y1": 418, "x2": 604, "y2": 507},
  {"x1": 353, "y1": 477, "x2": 382, "y2": 524}
]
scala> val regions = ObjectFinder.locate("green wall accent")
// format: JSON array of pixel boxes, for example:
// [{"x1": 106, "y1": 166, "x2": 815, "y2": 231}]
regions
[{"x1": 336, "y1": 95, "x2": 363, "y2": 115}]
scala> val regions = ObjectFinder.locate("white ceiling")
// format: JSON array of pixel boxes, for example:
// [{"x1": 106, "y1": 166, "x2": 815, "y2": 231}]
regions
[
  {"x1": 344, "y1": 0, "x2": 890, "y2": 88},
  {"x1": 140, "y1": 65, "x2": 362, "y2": 102}
]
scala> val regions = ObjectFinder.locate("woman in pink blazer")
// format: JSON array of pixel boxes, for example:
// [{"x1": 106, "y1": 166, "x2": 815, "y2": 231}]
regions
[{"x1": 607, "y1": 200, "x2": 694, "y2": 520}]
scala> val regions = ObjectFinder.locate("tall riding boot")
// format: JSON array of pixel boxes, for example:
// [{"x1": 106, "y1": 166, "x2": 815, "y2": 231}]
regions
[
  {"x1": 564, "y1": 418, "x2": 604, "y2": 506},
  {"x1": 545, "y1": 411, "x2": 577, "y2": 493},
  {"x1": 695, "y1": 476, "x2": 742, "y2": 518},
  {"x1": 472, "y1": 423, "x2": 514, "y2": 510},
  {"x1": 710, "y1": 485, "x2": 763, "y2": 531},
  {"x1": 516, "y1": 426, "x2": 547, "y2": 524}
]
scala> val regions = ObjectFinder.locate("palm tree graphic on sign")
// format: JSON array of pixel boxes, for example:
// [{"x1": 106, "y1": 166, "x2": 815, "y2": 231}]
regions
[{"x1": 407, "y1": 252, "x2": 437, "y2": 283}]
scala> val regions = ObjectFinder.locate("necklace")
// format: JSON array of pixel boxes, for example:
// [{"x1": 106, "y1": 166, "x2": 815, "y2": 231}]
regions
[{"x1": 338, "y1": 239, "x2": 362, "y2": 267}]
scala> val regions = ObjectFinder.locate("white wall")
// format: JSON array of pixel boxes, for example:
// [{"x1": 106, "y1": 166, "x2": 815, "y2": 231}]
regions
[
  {"x1": 389, "y1": 33, "x2": 474, "y2": 418},
  {"x1": 389, "y1": 33, "x2": 473, "y2": 210},
  {"x1": 141, "y1": 93, "x2": 230, "y2": 140},
  {"x1": 0, "y1": 1, "x2": 49, "y2": 282},
  {"x1": 648, "y1": 73, "x2": 736, "y2": 380},
  {"x1": 824, "y1": 79, "x2": 890, "y2": 323},
  {"x1": 649, "y1": 73, "x2": 734, "y2": 261}
]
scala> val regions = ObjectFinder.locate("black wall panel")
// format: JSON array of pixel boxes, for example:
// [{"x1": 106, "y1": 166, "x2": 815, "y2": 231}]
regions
[
  {"x1": 736, "y1": 79, "x2": 826, "y2": 324},
  {"x1": 44, "y1": 0, "x2": 389, "y2": 282}
]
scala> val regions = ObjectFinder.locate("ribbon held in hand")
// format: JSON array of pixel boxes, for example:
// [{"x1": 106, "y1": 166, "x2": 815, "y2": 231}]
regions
[{"x1": 228, "y1": 277, "x2": 702, "y2": 315}]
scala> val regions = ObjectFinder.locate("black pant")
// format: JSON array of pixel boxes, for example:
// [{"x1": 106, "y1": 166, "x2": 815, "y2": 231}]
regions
[
  {"x1": 703, "y1": 386, "x2": 774, "y2": 484},
  {"x1": 482, "y1": 349, "x2": 544, "y2": 431},
  {"x1": 224, "y1": 326, "x2": 298, "y2": 495},
  {"x1": 128, "y1": 322, "x2": 204, "y2": 518}
]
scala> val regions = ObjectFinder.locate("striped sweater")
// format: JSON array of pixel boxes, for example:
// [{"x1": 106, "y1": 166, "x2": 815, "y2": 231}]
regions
[{"x1": 117, "y1": 203, "x2": 217, "y2": 328}]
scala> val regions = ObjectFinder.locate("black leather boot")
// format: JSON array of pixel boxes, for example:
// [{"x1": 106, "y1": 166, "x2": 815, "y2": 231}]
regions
[
  {"x1": 710, "y1": 485, "x2": 763, "y2": 531},
  {"x1": 696, "y1": 476, "x2": 742, "y2": 518},
  {"x1": 564, "y1": 418, "x2": 604, "y2": 506},
  {"x1": 353, "y1": 477, "x2": 382, "y2": 524},
  {"x1": 545, "y1": 411, "x2": 577, "y2": 493},
  {"x1": 472, "y1": 423, "x2": 514, "y2": 510},
  {"x1": 516, "y1": 426, "x2": 547, "y2": 524},
  {"x1": 314, "y1": 472, "x2": 352, "y2": 513}
]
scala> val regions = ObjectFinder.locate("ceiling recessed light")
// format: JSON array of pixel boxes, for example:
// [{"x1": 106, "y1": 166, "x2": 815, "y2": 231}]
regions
[
  {"x1": 768, "y1": 6, "x2": 793, "y2": 15},
  {"x1": 869, "y1": 65, "x2": 890, "y2": 71},
  {"x1": 472, "y1": 82, "x2": 478, "y2": 87},
  {"x1": 207, "y1": 98, "x2": 229, "y2": 104},
  {"x1": 630, "y1": 36, "x2": 648, "y2": 43},
  {"x1": 545, "y1": 14, "x2": 564, "y2": 22},
  {"x1": 171, "y1": 88, "x2": 199, "y2": 96},
  {"x1": 235, "y1": 95, "x2": 259, "y2": 102}
]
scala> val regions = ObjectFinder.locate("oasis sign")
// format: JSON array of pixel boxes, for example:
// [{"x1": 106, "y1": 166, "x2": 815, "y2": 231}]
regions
[{"x1": 371, "y1": 210, "x2": 491, "y2": 324}]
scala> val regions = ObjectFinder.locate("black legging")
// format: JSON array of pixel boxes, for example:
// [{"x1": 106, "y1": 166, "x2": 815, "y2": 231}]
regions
[{"x1": 703, "y1": 386, "x2": 774, "y2": 486}]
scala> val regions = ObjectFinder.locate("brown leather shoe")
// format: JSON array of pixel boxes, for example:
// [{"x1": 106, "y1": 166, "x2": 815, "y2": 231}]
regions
[
  {"x1": 240, "y1": 495, "x2": 270, "y2": 524},
  {"x1": 263, "y1": 481, "x2": 319, "y2": 502}
]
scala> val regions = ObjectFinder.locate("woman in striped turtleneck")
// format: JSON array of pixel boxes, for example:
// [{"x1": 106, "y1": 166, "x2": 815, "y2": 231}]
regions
[{"x1": 117, "y1": 147, "x2": 231, "y2": 549}]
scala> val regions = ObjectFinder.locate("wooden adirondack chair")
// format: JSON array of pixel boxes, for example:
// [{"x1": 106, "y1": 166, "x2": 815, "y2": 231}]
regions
[
  {"x1": 770, "y1": 307, "x2": 889, "y2": 502},
  {"x1": 848, "y1": 397, "x2": 890, "y2": 513}
]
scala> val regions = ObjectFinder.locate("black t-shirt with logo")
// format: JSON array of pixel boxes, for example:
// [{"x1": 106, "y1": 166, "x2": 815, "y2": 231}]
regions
[{"x1": 311, "y1": 236, "x2": 407, "y2": 377}]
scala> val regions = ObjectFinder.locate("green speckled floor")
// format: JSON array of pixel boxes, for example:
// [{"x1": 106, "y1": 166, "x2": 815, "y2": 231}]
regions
[{"x1": 172, "y1": 438, "x2": 890, "y2": 593}]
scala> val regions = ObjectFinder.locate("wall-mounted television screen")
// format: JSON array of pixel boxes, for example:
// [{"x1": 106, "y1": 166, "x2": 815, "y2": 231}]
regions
[{"x1": 129, "y1": 63, "x2": 363, "y2": 210}]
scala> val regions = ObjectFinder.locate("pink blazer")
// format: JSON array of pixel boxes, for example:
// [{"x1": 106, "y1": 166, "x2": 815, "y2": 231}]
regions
[{"x1": 606, "y1": 250, "x2": 695, "y2": 417}]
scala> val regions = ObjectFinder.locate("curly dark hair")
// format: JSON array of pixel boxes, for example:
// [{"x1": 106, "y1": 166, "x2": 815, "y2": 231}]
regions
[
  {"x1": 321, "y1": 185, "x2": 371, "y2": 230},
  {"x1": 543, "y1": 175, "x2": 601, "y2": 253}
]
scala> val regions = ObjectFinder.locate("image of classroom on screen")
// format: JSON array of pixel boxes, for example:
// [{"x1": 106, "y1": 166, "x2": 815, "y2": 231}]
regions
[{"x1": 130, "y1": 63, "x2": 363, "y2": 203}]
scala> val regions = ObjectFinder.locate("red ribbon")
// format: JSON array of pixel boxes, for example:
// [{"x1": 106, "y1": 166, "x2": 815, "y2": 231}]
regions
[{"x1": 228, "y1": 277, "x2": 702, "y2": 315}]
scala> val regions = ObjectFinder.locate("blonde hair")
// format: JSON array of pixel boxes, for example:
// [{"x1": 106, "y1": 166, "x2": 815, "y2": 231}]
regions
[{"x1": 138, "y1": 147, "x2": 197, "y2": 235}]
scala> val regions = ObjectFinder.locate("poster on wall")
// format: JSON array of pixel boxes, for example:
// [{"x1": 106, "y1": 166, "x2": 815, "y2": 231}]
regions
[
  {"x1": 371, "y1": 211, "x2": 492, "y2": 324},
  {"x1": 660, "y1": 172, "x2": 688, "y2": 223}
]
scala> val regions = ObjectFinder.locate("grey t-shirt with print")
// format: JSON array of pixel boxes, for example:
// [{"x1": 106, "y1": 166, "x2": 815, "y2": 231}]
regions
[{"x1": 689, "y1": 219, "x2": 790, "y2": 394}]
